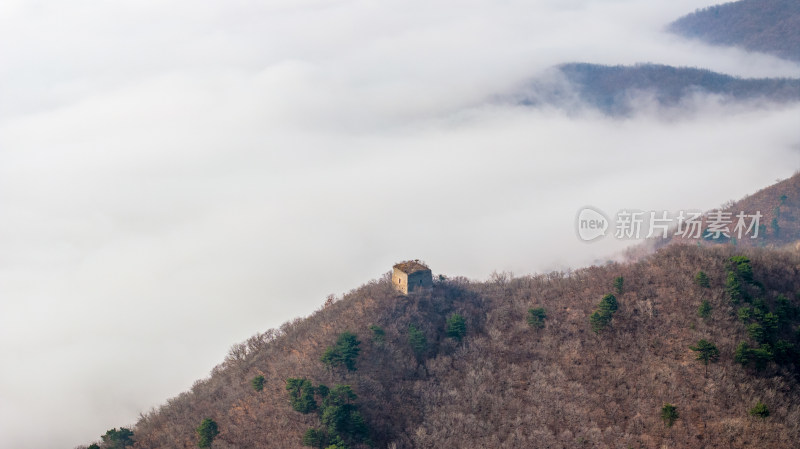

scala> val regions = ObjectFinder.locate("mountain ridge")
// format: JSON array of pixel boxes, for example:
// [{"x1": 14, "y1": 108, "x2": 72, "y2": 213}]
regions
[
  {"x1": 521, "y1": 63, "x2": 800, "y2": 116},
  {"x1": 655, "y1": 172, "x2": 800, "y2": 250},
  {"x1": 82, "y1": 238, "x2": 800, "y2": 448},
  {"x1": 669, "y1": 0, "x2": 800, "y2": 62}
]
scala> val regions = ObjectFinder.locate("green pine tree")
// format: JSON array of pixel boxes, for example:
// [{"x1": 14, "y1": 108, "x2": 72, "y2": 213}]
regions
[
  {"x1": 286, "y1": 378, "x2": 317, "y2": 413},
  {"x1": 445, "y1": 313, "x2": 467, "y2": 341},
  {"x1": 697, "y1": 300, "x2": 712, "y2": 319},
  {"x1": 749, "y1": 401, "x2": 770, "y2": 419},
  {"x1": 302, "y1": 428, "x2": 327, "y2": 448},
  {"x1": 196, "y1": 419, "x2": 219, "y2": 449},
  {"x1": 734, "y1": 341, "x2": 750, "y2": 366},
  {"x1": 726, "y1": 271, "x2": 743, "y2": 304},
  {"x1": 251, "y1": 375, "x2": 265, "y2": 392},
  {"x1": 694, "y1": 271, "x2": 710, "y2": 288},
  {"x1": 613, "y1": 276, "x2": 624, "y2": 295},
  {"x1": 590, "y1": 294, "x2": 617, "y2": 334},
  {"x1": 689, "y1": 339, "x2": 719, "y2": 376},
  {"x1": 527, "y1": 307, "x2": 547, "y2": 329},
  {"x1": 101, "y1": 428, "x2": 134, "y2": 449},
  {"x1": 660, "y1": 403, "x2": 679, "y2": 428},
  {"x1": 407, "y1": 324, "x2": 428, "y2": 360},
  {"x1": 321, "y1": 332, "x2": 361, "y2": 371},
  {"x1": 368, "y1": 325, "x2": 385, "y2": 345}
]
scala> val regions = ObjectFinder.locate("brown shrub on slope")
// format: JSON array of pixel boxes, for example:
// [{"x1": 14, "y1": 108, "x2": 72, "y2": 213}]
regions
[
  {"x1": 126, "y1": 277, "x2": 486, "y2": 449},
  {"x1": 411, "y1": 245, "x2": 800, "y2": 448},
  {"x1": 88, "y1": 245, "x2": 800, "y2": 449}
]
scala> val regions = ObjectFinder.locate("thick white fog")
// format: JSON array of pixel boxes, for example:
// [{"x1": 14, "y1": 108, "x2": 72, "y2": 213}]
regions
[{"x1": 1, "y1": 0, "x2": 799, "y2": 447}]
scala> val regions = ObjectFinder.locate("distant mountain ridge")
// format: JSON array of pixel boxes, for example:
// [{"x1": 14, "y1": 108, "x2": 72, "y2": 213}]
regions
[
  {"x1": 521, "y1": 63, "x2": 800, "y2": 115},
  {"x1": 521, "y1": 0, "x2": 800, "y2": 116},
  {"x1": 669, "y1": 0, "x2": 800, "y2": 62}
]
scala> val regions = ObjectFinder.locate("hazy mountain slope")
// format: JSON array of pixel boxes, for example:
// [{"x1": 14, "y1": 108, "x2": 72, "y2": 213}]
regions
[
  {"x1": 83, "y1": 243, "x2": 800, "y2": 449},
  {"x1": 661, "y1": 171, "x2": 800, "y2": 249},
  {"x1": 115, "y1": 278, "x2": 488, "y2": 449},
  {"x1": 522, "y1": 63, "x2": 800, "y2": 115},
  {"x1": 408, "y1": 246, "x2": 800, "y2": 448},
  {"x1": 669, "y1": 0, "x2": 800, "y2": 62}
]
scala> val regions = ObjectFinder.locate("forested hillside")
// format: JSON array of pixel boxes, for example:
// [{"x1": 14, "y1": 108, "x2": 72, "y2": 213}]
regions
[
  {"x1": 82, "y1": 243, "x2": 800, "y2": 449},
  {"x1": 522, "y1": 63, "x2": 800, "y2": 115},
  {"x1": 661, "y1": 172, "x2": 800, "y2": 249},
  {"x1": 669, "y1": 0, "x2": 800, "y2": 62}
]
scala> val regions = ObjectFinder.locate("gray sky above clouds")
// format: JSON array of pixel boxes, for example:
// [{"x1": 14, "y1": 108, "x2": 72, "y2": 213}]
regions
[{"x1": 1, "y1": 0, "x2": 800, "y2": 447}]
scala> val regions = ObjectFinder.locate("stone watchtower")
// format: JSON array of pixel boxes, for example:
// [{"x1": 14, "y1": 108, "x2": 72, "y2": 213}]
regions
[{"x1": 392, "y1": 260, "x2": 433, "y2": 294}]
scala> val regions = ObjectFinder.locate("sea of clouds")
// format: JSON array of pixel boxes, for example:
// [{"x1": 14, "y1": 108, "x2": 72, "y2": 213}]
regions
[{"x1": 1, "y1": 0, "x2": 799, "y2": 447}]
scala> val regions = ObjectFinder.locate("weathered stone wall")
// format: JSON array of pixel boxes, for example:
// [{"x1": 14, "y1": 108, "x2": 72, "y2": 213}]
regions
[
  {"x1": 393, "y1": 267, "x2": 410, "y2": 294},
  {"x1": 406, "y1": 270, "x2": 432, "y2": 293}
]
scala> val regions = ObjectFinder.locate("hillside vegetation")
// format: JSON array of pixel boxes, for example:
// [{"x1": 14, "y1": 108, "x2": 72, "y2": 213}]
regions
[
  {"x1": 669, "y1": 0, "x2": 800, "y2": 62},
  {"x1": 82, "y1": 243, "x2": 800, "y2": 448},
  {"x1": 522, "y1": 63, "x2": 800, "y2": 116},
  {"x1": 661, "y1": 172, "x2": 800, "y2": 250}
]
